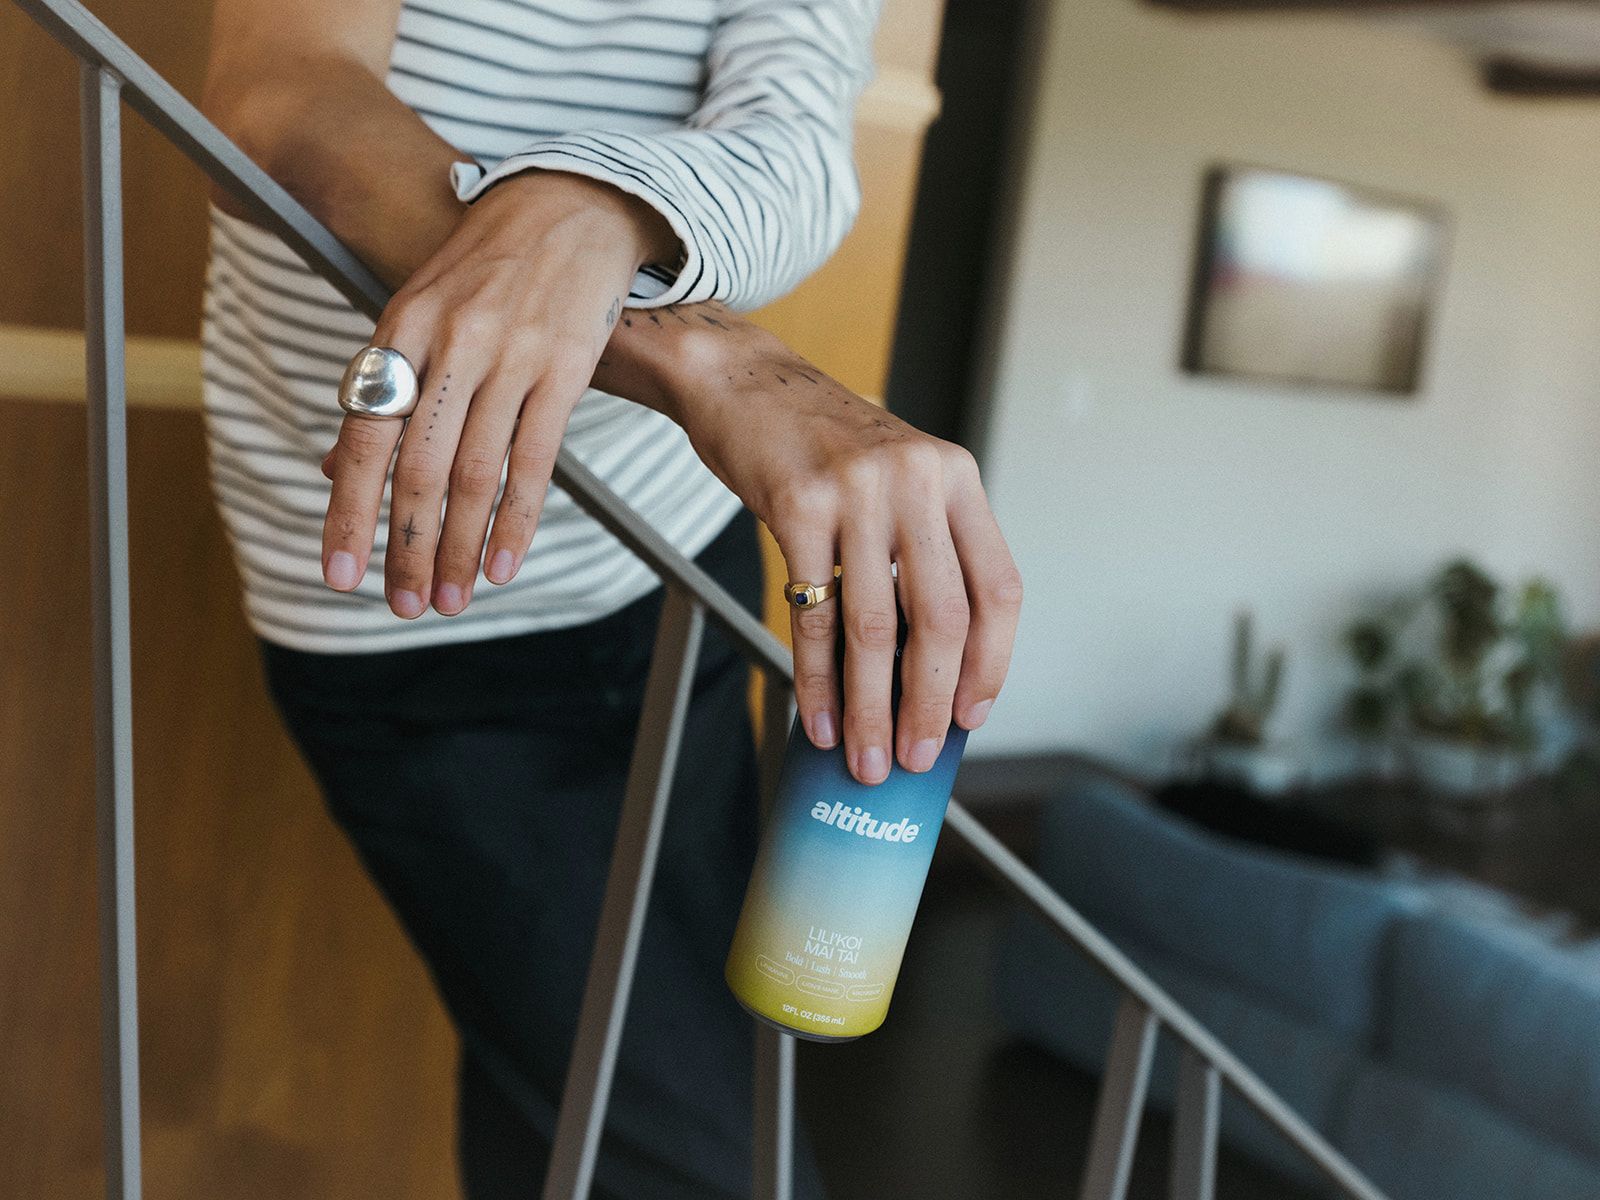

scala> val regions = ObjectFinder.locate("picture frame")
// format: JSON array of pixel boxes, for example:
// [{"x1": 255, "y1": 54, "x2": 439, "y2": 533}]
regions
[{"x1": 1182, "y1": 165, "x2": 1450, "y2": 395}]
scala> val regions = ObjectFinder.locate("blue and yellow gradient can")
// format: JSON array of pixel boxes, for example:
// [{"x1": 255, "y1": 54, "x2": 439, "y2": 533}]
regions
[{"x1": 725, "y1": 714, "x2": 968, "y2": 1041}]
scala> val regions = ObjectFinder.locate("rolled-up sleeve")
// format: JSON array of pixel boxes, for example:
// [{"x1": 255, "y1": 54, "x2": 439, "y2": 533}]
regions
[{"x1": 449, "y1": 0, "x2": 882, "y2": 312}]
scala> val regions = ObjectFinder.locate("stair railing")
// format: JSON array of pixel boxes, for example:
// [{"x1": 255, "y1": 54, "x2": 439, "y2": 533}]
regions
[{"x1": 11, "y1": 2, "x2": 1392, "y2": 1198}]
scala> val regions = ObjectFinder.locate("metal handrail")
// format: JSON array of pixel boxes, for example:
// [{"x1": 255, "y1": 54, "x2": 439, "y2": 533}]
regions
[{"x1": 14, "y1": 1, "x2": 1394, "y2": 1198}]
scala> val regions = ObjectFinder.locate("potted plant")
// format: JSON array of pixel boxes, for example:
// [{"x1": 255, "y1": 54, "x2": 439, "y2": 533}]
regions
[
  {"x1": 1201, "y1": 611, "x2": 1300, "y2": 796},
  {"x1": 1343, "y1": 559, "x2": 1565, "y2": 805}
]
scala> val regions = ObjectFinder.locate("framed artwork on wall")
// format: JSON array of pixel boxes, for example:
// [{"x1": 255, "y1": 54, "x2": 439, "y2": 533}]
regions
[{"x1": 1182, "y1": 165, "x2": 1449, "y2": 395}]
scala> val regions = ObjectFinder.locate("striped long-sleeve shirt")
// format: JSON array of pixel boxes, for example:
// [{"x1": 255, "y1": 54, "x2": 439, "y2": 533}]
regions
[{"x1": 202, "y1": 0, "x2": 879, "y2": 654}]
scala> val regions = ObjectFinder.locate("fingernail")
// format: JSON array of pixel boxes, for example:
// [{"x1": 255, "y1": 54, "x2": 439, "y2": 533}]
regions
[
  {"x1": 859, "y1": 745, "x2": 889, "y2": 784},
  {"x1": 391, "y1": 589, "x2": 425, "y2": 619},
  {"x1": 811, "y1": 709, "x2": 837, "y2": 748},
  {"x1": 325, "y1": 550, "x2": 359, "y2": 590},
  {"x1": 434, "y1": 582, "x2": 464, "y2": 615},
  {"x1": 488, "y1": 549, "x2": 515, "y2": 585},
  {"x1": 965, "y1": 698, "x2": 995, "y2": 728},
  {"x1": 908, "y1": 737, "x2": 941, "y2": 772}
]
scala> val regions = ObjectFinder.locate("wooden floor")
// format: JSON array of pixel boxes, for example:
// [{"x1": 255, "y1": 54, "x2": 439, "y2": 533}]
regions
[{"x1": 0, "y1": 399, "x2": 458, "y2": 1198}]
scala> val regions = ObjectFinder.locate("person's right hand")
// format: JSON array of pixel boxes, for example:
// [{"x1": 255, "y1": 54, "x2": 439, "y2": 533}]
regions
[
  {"x1": 644, "y1": 309, "x2": 1023, "y2": 787},
  {"x1": 319, "y1": 169, "x2": 677, "y2": 619}
]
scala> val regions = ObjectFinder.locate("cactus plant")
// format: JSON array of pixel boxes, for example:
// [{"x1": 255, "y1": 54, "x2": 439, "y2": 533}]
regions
[
  {"x1": 1345, "y1": 617, "x2": 1396, "y2": 739},
  {"x1": 1211, "y1": 610, "x2": 1286, "y2": 745}
]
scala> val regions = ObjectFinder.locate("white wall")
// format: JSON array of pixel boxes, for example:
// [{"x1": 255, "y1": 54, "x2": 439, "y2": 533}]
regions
[{"x1": 975, "y1": 0, "x2": 1600, "y2": 774}]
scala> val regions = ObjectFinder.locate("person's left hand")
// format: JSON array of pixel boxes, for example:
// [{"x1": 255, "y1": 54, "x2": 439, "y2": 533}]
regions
[
  {"x1": 632, "y1": 313, "x2": 1023, "y2": 785},
  {"x1": 320, "y1": 170, "x2": 677, "y2": 618}
]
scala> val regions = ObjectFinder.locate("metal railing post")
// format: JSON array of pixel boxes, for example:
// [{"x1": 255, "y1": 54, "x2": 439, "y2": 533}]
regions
[
  {"x1": 752, "y1": 668, "x2": 796, "y2": 1200},
  {"x1": 756, "y1": 667, "x2": 793, "y2": 809},
  {"x1": 1078, "y1": 997, "x2": 1158, "y2": 1200},
  {"x1": 80, "y1": 59, "x2": 142, "y2": 1200},
  {"x1": 752, "y1": 1025, "x2": 796, "y2": 1200},
  {"x1": 1169, "y1": 1050, "x2": 1220, "y2": 1200},
  {"x1": 542, "y1": 589, "x2": 705, "y2": 1200}
]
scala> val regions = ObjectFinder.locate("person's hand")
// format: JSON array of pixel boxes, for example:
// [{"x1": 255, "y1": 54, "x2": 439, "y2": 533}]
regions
[
  {"x1": 651, "y1": 314, "x2": 1023, "y2": 786},
  {"x1": 320, "y1": 170, "x2": 677, "y2": 617}
]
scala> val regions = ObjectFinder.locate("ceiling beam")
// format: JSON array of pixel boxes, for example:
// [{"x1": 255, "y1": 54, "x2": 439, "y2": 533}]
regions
[
  {"x1": 1145, "y1": 1, "x2": 1600, "y2": 100},
  {"x1": 1148, "y1": 0, "x2": 1529, "y2": 10},
  {"x1": 1482, "y1": 57, "x2": 1600, "y2": 97}
]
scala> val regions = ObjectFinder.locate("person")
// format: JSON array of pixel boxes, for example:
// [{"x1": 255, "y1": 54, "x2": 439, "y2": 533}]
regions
[{"x1": 200, "y1": 0, "x2": 1022, "y2": 1194}]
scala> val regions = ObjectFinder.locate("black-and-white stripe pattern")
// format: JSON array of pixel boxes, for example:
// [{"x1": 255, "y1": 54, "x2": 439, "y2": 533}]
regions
[{"x1": 202, "y1": 0, "x2": 878, "y2": 653}]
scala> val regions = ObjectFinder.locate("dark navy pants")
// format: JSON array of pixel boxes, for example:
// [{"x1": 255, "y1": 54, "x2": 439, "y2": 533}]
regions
[{"x1": 259, "y1": 509, "x2": 825, "y2": 1199}]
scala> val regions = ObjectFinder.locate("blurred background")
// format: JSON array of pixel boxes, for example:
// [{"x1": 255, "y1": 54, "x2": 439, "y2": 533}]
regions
[{"x1": 5, "y1": 0, "x2": 1600, "y2": 1196}]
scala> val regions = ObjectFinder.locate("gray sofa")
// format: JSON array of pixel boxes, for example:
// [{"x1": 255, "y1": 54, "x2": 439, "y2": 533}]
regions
[{"x1": 993, "y1": 767, "x2": 1600, "y2": 1199}]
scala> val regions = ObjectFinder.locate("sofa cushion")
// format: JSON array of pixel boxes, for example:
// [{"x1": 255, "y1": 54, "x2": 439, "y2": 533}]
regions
[
  {"x1": 1337, "y1": 1060, "x2": 1600, "y2": 1200},
  {"x1": 1036, "y1": 772, "x2": 1420, "y2": 1041},
  {"x1": 994, "y1": 908, "x2": 1359, "y2": 1187},
  {"x1": 1387, "y1": 908, "x2": 1600, "y2": 1164}
]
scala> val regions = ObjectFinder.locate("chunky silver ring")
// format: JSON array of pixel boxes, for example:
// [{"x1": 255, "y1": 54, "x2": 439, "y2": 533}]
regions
[{"x1": 338, "y1": 346, "x2": 419, "y2": 419}]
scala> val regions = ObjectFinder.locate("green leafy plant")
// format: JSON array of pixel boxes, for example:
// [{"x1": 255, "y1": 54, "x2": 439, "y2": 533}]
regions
[
  {"x1": 1343, "y1": 559, "x2": 1565, "y2": 749},
  {"x1": 1211, "y1": 610, "x2": 1286, "y2": 745}
]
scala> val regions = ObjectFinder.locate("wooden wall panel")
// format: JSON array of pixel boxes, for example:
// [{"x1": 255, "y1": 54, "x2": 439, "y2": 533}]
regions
[
  {"x1": 878, "y1": 0, "x2": 945, "y2": 78},
  {"x1": 0, "y1": 399, "x2": 458, "y2": 1199},
  {"x1": 0, "y1": 0, "x2": 214, "y2": 339}
]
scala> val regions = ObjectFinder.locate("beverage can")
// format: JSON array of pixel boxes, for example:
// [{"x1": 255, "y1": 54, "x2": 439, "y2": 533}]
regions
[{"x1": 724, "y1": 711, "x2": 968, "y2": 1041}]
